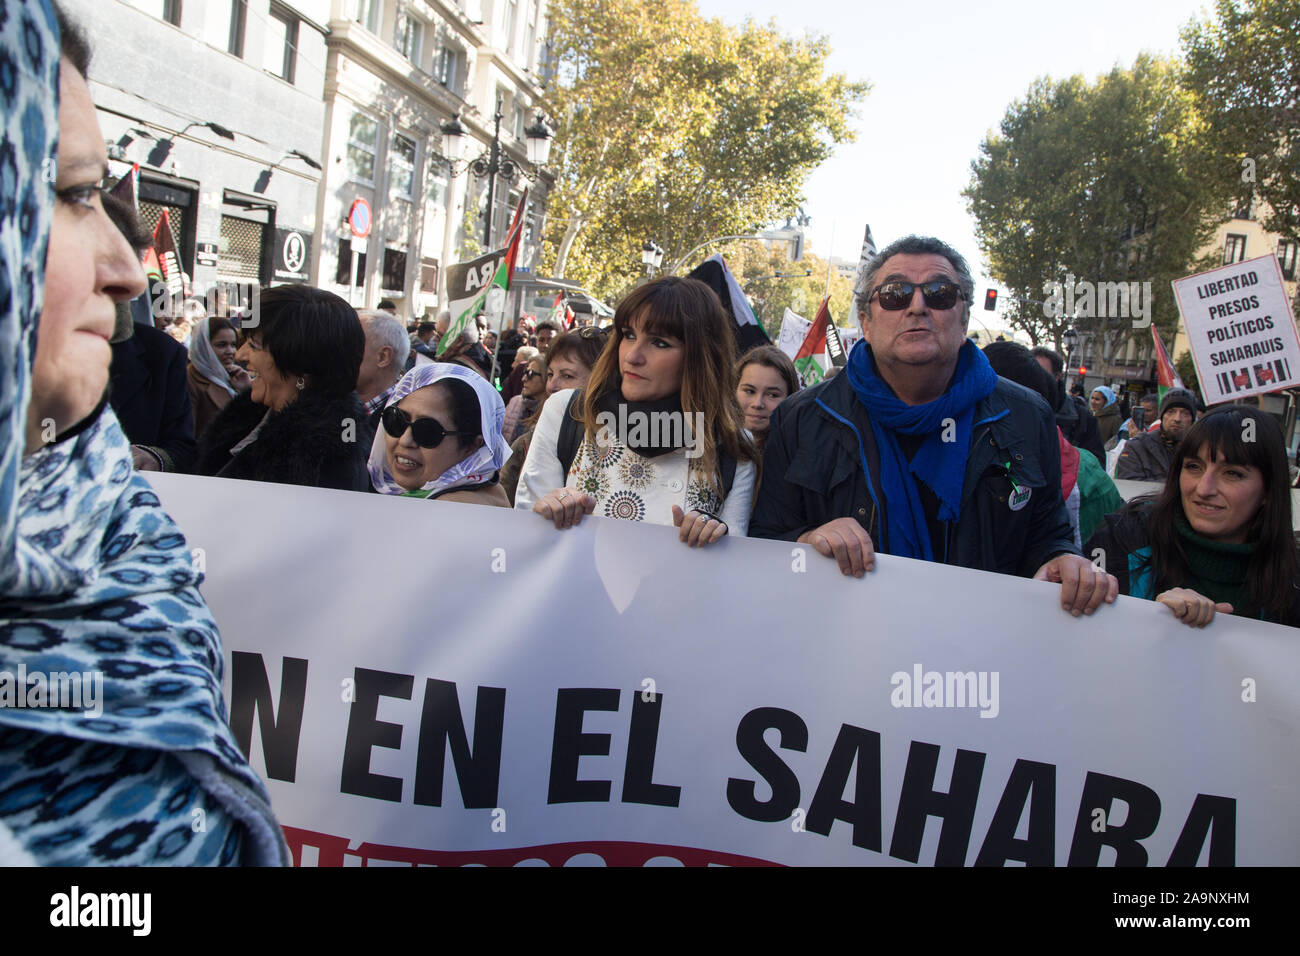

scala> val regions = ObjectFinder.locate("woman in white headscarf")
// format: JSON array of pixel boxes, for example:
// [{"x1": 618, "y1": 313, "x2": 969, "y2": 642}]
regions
[
  {"x1": 186, "y1": 315, "x2": 250, "y2": 439},
  {"x1": 368, "y1": 363, "x2": 512, "y2": 506}
]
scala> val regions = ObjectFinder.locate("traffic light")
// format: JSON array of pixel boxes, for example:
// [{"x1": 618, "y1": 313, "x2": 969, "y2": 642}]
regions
[
  {"x1": 983, "y1": 289, "x2": 997, "y2": 311},
  {"x1": 1078, "y1": 366, "x2": 1088, "y2": 376}
]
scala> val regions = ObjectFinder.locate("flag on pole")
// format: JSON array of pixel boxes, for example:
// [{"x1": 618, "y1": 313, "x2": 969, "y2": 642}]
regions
[
  {"x1": 793, "y1": 296, "x2": 839, "y2": 387},
  {"x1": 548, "y1": 291, "x2": 576, "y2": 331},
  {"x1": 439, "y1": 191, "x2": 528, "y2": 357},
  {"x1": 1151, "y1": 326, "x2": 1185, "y2": 403},
  {"x1": 151, "y1": 209, "x2": 187, "y2": 298},
  {"x1": 108, "y1": 163, "x2": 140, "y2": 213},
  {"x1": 856, "y1": 224, "x2": 878, "y2": 285},
  {"x1": 687, "y1": 254, "x2": 770, "y2": 353}
]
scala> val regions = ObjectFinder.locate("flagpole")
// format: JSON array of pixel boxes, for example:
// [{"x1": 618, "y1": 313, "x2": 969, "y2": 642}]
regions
[{"x1": 824, "y1": 221, "x2": 836, "y2": 297}]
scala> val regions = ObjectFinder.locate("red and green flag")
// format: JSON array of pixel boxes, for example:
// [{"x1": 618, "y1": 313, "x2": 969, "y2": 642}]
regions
[
  {"x1": 793, "y1": 296, "x2": 846, "y2": 387},
  {"x1": 1151, "y1": 326, "x2": 1184, "y2": 403},
  {"x1": 440, "y1": 191, "x2": 528, "y2": 356}
]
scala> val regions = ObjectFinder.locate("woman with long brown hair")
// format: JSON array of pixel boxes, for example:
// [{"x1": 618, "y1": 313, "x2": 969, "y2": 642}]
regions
[
  {"x1": 1086, "y1": 405, "x2": 1300, "y2": 627},
  {"x1": 515, "y1": 277, "x2": 758, "y2": 545}
]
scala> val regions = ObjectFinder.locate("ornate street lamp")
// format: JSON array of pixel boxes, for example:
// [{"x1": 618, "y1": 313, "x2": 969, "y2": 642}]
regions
[{"x1": 440, "y1": 100, "x2": 553, "y2": 247}]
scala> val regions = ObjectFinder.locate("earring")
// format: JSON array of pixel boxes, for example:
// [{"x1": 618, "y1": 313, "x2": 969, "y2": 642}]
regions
[{"x1": 296, "y1": 377, "x2": 305, "y2": 390}]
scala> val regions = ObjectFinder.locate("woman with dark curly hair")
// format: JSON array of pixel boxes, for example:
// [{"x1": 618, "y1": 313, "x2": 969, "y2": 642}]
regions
[
  {"x1": 1086, "y1": 405, "x2": 1300, "y2": 628},
  {"x1": 196, "y1": 284, "x2": 372, "y2": 491}
]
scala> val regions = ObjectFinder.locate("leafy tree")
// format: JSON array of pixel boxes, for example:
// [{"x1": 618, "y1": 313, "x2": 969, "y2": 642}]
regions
[
  {"x1": 964, "y1": 56, "x2": 1232, "y2": 372},
  {"x1": 1175, "y1": 348, "x2": 1202, "y2": 398},
  {"x1": 720, "y1": 240, "x2": 856, "y2": 337},
  {"x1": 1181, "y1": 0, "x2": 1300, "y2": 240},
  {"x1": 538, "y1": 0, "x2": 868, "y2": 302}
]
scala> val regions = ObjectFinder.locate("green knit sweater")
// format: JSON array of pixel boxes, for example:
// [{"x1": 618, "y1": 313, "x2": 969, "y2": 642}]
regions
[{"x1": 1173, "y1": 515, "x2": 1259, "y2": 616}]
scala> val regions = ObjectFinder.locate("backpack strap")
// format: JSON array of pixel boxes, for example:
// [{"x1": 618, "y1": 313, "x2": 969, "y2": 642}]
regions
[
  {"x1": 556, "y1": 389, "x2": 585, "y2": 479},
  {"x1": 720, "y1": 452, "x2": 736, "y2": 498}
]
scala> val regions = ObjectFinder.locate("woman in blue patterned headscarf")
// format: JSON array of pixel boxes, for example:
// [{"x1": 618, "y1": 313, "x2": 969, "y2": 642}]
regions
[{"x1": 0, "y1": 1, "x2": 287, "y2": 865}]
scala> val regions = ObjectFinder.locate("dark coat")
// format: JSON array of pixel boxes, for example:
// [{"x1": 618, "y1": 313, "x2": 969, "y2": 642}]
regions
[
  {"x1": 751, "y1": 372, "x2": 1077, "y2": 577},
  {"x1": 1055, "y1": 392, "x2": 1106, "y2": 468},
  {"x1": 109, "y1": 324, "x2": 197, "y2": 473},
  {"x1": 1085, "y1": 505, "x2": 1300, "y2": 626},
  {"x1": 1093, "y1": 403, "x2": 1122, "y2": 445},
  {"x1": 196, "y1": 389, "x2": 374, "y2": 492},
  {"x1": 1115, "y1": 428, "x2": 1174, "y2": 482}
]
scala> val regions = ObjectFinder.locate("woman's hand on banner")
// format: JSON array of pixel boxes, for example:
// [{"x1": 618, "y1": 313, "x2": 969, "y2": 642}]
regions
[
  {"x1": 534, "y1": 487, "x2": 596, "y2": 529},
  {"x1": 1156, "y1": 588, "x2": 1232, "y2": 628},
  {"x1": 672, "y1": 506, "x2": 727, "y2": 547}
]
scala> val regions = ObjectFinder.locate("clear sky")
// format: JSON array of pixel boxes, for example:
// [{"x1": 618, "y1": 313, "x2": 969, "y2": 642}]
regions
[{"x1": 694, "y1": 0, "x2": 1213, "y2": 316}]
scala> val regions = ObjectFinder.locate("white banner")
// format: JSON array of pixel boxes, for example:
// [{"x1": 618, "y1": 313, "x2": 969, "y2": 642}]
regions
[
  {"x1": 147, "y1": 473, "x2": 1300, "y2": 866},
  {"x1": 776, "y1": 308, "x2": 812, "y2": 360},
  {"x1": 1172, "y1": 254, "x2": 1300, "y2": 404}
]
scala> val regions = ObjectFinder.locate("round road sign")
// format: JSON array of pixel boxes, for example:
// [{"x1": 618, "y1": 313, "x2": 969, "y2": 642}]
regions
[{"x1": 347, "y1": 198, "x2": 372, "y2": 239}]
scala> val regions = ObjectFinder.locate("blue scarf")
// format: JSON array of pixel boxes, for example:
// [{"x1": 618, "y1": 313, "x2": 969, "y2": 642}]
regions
[{"x1": 845, "y1": 339, "x2": 997, "y2": 560}]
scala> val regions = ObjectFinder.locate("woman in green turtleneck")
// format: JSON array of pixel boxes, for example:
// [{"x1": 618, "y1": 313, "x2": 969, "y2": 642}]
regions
[{"x1": 1086, "y1": 405, "x2": 1300, "y2": 628}]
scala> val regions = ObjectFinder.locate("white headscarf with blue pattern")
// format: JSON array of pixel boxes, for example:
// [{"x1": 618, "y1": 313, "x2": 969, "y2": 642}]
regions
[
  {"x1": 367, "y1": 362, "x2": 512, "y2": 496},
  {"x1": 0, "y1": 1, "x2": 286, "y2": 865}
]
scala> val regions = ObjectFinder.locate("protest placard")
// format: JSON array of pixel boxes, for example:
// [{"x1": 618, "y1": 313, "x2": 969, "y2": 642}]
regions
[{"x1": 1172, "y1": 254, "x2": 1300, "y2": 404}]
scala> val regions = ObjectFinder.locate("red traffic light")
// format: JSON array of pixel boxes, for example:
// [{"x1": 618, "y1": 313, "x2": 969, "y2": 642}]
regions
[
  {"x1": 1078, "y1": 366, "x2": 1088, "y2": 375},
  {"x1": 983, "y1": 289, "x2": 997, "y2": 311}
]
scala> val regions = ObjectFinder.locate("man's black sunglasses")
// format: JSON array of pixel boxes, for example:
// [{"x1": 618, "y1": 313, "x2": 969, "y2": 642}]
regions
[
  {"x1": 381, "y1": 406, "x2": 463, "y2": 448},
  {"x1": 869, "y1": 280, "x2": 964, "y2": 312}
]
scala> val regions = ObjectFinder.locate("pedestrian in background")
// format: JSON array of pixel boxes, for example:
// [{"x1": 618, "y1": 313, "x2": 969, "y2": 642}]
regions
[{"x1": 196, "y1": 284, "x2": 373, "y2": 491}]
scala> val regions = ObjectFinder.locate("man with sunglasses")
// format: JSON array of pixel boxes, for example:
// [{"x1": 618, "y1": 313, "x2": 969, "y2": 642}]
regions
[{"x1": 751, "y1": 235, "x2": 1118, "y2": 617}]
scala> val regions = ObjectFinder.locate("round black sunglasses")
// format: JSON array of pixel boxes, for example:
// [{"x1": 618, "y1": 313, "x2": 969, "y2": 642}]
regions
[{"x1": 381, "y1": 406, "x2": 464, "y2": 449}]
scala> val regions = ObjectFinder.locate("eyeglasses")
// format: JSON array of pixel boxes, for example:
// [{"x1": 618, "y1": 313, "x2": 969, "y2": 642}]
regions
[
  {"x1": 578, "y1": 326, "x2": 609, "y2": 340},
  {"x1": 381, "y1": 406, "x2": 463, "y2": 449},
  {"x1": 522, "y1": 369, "x2": 543, "y2": 381},
  {"x1": 869, "y1": 280, "x2": 965, "y2": 312}
]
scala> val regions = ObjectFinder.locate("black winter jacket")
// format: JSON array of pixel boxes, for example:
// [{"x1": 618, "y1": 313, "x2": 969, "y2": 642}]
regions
[
  {"x1": 109, "y1": 324, "x2": 197, "y2": 473},
  {"x1": 1115, "y1": 428, "x2": 1175, "y2": 483},
  {"x1": 196, "y1": 390, "x2": 374, "y2": 492},
  {"x1": 751, "y1": 372, "x2": 1078, "y2": 577}
]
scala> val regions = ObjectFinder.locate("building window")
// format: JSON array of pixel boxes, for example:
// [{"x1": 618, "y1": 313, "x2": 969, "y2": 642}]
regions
[
  {"x1": 389, "y1": 133, "x2": 417, "y2": 201},
  {"x1": 228, "y1": 0, "x2": 246, "y2": 56},
  {"x1": 436, "y1": 39, "x2": 467, "y2": 96},
  {"x1": 347, "y1": 112, "x2": 380, "y2": 185},
  {"x1": 1279, "y1": 240, "x2": 1298, "y2": 281},
  {"x1": 383, "y1": 248, "x2": 408, "y2": 293},
  {"x1": 396, "y1": 7, "x2": 425, "y2": 65},
  {"x1": 1224, "y1": 233, "x2": 1247, "y2": 265},
  {"x1": 126, "y1": 0, "x2": 183, "y2": 25},
  {"x1": 265, "y1": 3, "x2": 299, "y2": 83},
  {"x1": 503, "y1": 0, "x2": 518, "y2": 52},
  {"x1": 523, "y1": 7, "x2": 536, "y2": 70},
  {"x1": 337, "y1": 238, "x2": 366, "y2": 286},
  {"x1": 353, "y1": 0, "x2": 380, "y2": 32}
]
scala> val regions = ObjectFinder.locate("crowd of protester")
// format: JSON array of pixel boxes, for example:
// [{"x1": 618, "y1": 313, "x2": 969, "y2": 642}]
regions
[{"x1": 3, "y1": 0, "x2": 1299, "y2": 866}]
